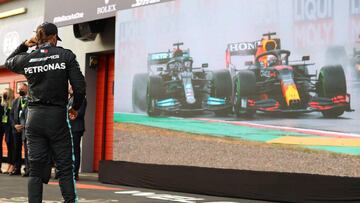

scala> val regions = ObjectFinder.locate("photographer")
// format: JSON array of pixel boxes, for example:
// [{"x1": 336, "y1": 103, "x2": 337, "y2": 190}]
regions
[{"x1": 5, "y1": 22, "x2": 86, "y2": 203}]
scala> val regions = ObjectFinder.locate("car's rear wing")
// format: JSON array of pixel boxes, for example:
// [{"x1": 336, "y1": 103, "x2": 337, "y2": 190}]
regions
[
  {"x1": 147, "y1": 50, "x2": 190, "y2": 65},
  {"x1": 225, "y1": 39, "x2": 281, "y2": 68},
  {"x1": 225, "y1": 41, "x2": 259, "y2": 68},
  {"x1": 147, "y1": 50, "x2": 191, "y2": 73},
  {"x1": 226, "y1": 41, "x2": 260, "y2": 56},
  {"x1": 148, "y1": 52, "x2": 172, "y2": 66}
]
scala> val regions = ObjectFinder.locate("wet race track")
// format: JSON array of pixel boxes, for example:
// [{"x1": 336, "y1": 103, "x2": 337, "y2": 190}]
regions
[
  {"x1": 119, "y1": 78, "x2": 360, "y2": 155},
  {"x1": 199, "y1": 79, "x2": 360, "y2": 135}
]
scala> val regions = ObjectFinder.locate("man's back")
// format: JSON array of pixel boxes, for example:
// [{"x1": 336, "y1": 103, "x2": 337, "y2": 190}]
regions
[
  {"x1": 4, "y1": 22, "x2": 85, "y2": 203},
  {"x1": 5, "y1": 43, "x2": 85, "y2": 110}
]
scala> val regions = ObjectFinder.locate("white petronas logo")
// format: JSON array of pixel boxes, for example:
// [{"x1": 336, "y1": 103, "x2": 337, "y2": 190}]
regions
[{"x1": 24, "y1": 63, "x2": 66, "y2": 74}]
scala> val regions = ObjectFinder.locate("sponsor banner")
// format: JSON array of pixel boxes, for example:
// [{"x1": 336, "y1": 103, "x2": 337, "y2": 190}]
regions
[
  {"x1": 349, "y1": 17, "x2": 360, "y2": 43},
  {"x1": 350, "y1": 0, "x2": 360, "y2": 42},
  {"x1": 293, "y1": 0, "x2": 334, "y2": 49},
  {"x1": 44, "y1": 0, "x2": 175, "y2": 27}
]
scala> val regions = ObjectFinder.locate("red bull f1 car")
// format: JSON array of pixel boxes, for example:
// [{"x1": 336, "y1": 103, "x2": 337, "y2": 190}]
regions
[{"x1": 226, "y1": 32, "x2": 353, "y2": 118}]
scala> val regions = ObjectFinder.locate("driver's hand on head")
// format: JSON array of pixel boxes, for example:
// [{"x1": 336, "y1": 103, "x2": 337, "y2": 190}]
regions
[{"x1": 25, "y1": 36, "x2": 38, "y2": 48}]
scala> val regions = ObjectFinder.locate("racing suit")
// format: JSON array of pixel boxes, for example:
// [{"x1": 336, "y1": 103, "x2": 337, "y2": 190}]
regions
[{"x1": 5, "y1": 42, "x2": 86, "y2": 203}]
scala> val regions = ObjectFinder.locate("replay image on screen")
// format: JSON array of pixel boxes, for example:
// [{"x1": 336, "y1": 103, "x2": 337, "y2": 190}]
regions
[{"x1": 113, "y1": 0, "x2": 360, "y2": 178}]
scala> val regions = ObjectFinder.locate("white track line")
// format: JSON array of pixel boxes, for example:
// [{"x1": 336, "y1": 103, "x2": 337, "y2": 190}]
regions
[{"x1": 194, "y1": 118, "x2": 360, "y2": 138}]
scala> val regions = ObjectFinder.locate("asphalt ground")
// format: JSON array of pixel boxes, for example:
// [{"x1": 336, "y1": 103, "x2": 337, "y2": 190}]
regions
[{"x1": 0, "y1": 170, "x2": 269, "y2": 203}]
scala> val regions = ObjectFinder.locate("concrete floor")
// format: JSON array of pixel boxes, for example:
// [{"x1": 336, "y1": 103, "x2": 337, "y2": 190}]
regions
[{"x1": 0, "y1": 165, "x2": 266, "y2": 203}]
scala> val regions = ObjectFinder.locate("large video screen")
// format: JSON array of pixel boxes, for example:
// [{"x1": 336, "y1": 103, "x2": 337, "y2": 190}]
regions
[{"x1": 114, "y1": 0, "x2": 360, "y2": 177}]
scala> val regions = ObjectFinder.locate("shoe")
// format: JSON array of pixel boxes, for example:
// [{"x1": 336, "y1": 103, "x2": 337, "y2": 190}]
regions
[
  {"x1": 22, "y1": 172, "x2": 29, "y2": 177},
  {"x1": 7, "y1": 165, "x2": 14, "y2": 173},
  {"x1": 9, "y1": 170, "x2": 21, "y2": 176},
  {"x1": 4, "y1": 165, "x2": 14, "y2": 175}
]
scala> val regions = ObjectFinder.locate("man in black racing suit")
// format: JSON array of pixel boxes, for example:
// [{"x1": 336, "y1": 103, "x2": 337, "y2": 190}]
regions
[{"x1": 5, "y1": 22, "x2": 85, "y2": 203}]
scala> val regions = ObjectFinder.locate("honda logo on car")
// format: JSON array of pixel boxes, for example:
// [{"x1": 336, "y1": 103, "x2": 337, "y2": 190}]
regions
[
  {"x1": 228, "y1": 42, "x2": 257, "y2": 52},
  {"x1": 132, "y1": 0, "x2": 161, "y2": 8}
]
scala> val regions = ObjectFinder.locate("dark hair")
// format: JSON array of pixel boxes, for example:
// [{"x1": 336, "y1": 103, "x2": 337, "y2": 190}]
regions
[{"x1": 36, "y1": 27, "x2": 53, "y2": 45}]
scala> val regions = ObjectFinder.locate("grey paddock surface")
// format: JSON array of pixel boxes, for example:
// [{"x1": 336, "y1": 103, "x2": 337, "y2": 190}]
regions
[{"x1": 0, "y1": 172, "x2": 270, "y2": 203}]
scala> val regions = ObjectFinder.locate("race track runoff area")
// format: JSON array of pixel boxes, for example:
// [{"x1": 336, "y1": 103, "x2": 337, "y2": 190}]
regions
[{"x1": 115, "y1": 113, "x2": 360, "y2": 155}]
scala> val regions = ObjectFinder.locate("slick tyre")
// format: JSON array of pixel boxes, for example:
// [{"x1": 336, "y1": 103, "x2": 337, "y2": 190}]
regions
[
  {"x1": 212, "y1": 70, "x2": 233, "y2": 116},
  {"x1": 233, "y1": 70, "x2": 256, "y2": 118},
  {"x1": 132, "y1": 73, "x2": 149, "y2": 113},
  {"x1": 317, "y1": 65, "x2": 347, "y2": 118},
  {"x1": 146, "y1": 75, "x2": 164, "y2": 117},
  {"x1": 212, "y1": 70, "x2": 232, "y2": 98}
]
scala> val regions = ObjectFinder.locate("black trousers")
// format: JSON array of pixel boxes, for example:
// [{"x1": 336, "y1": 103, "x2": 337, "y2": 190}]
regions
[
  {"x1": 13, "y1": 132, "x2": 23, "y2": 171},
  {"x1": 0, "y1": 124, "x2": 14, "y2": 166},
  {"x1": 13, "y1": 133, "x2": 29, "y2": 173},
  {"x1": 72, "y1": 132, "x2": 83, "y2": 177},
  {"x1": 24, "y1": 138, "x2": 29, "y2": 173},
  {"x1": 26, "y1": 106, "x2": 77, "y2": 203}
]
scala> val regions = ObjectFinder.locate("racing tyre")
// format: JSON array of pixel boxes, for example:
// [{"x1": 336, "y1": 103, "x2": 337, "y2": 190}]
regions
[
  {"x1": 146, "y1": 75, "x2": 164, "y2": 116},
  {"x1": 317, "y1": 65, "x2": 347, "y2": 118},
  {"x1": 132, "y1": 73, "x2": 149, "y2": 113},
  {"x1": 212, "y1": 70, "x2": 233, "y2": 116},
  {"x1": 233, "y1": 70, "x2": 257, "y2": 118}
]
